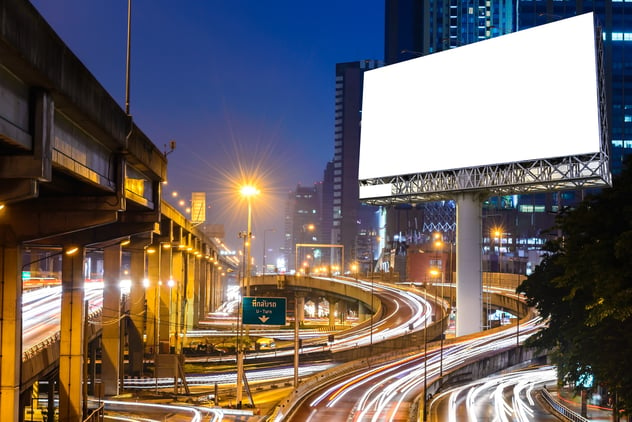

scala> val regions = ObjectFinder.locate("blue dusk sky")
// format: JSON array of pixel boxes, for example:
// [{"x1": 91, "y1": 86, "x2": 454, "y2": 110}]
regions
[{"x1": 30, "y1": 1, "x2": 384, "y2": 258}]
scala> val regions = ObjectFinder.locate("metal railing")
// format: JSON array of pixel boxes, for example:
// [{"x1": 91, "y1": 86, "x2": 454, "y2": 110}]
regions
[{"x1": 541, "y1": 388, "x2": 590, "y2": 422}]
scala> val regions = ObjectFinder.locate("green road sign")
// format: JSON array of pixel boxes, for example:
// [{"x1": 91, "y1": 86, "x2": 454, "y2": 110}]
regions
[{"x1": 242, "y1": 297, "x2": 287, "y2": 325}]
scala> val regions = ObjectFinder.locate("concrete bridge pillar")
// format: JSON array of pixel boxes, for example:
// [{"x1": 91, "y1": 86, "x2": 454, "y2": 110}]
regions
[
  {"x1": 204, "y1": 258, "x2": 213, "y2": 317},
  {"x1": 211, "y1": 259, "x2": 222, "y2": 313},
  {"x1": 59, "y1": 245, "x2": 86, "y2": 421},
  {"x1": 101, "y1": 244, "x2": 122, "y2": 396},
  {"x1": 195, "y1": 252, "x2": 207, "y2": 324},
  {"x1": 295, "y1": 294, "x2": 305, "y2": 325},
  {"x1": 171, "y1": 248, "x2": 184, "y2": 354},
  {"x1": 0, "y1": 242, "x2": 23, "y2": 421},
  {"x1": 159, "y1": 244, "x2": 172, "y2": 352},
  {"x1": 127, "y1": 241, "x2": 147, "y2": 376},
  {"x1": 327, "y1": 298, "x2": 337, "y2": 329},
  {"x1": 358, "y1": 301, "x2": 370, "y2": 321},
  {"x1": 339, "y1": 301, "x2": 347, "y2": 325},
  {"x1": 455, "y1": 193, "x2": 483, "y2": 336},
  {"x1": 184, "y1": 244, "x2": 195, "y2": 340},
  {"x1": 146, "y1": 245, "x2": 160, "y2": 357}
]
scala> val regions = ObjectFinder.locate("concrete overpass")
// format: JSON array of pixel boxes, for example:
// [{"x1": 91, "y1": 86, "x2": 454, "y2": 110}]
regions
[{"x1": 0, "y1": 1, "x2": 237, "y2": 420}]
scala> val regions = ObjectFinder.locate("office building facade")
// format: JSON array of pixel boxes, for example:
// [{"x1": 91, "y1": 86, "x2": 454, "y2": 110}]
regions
[{"x1": 330, "y1": 61, "x2": 382, "y2": 273}]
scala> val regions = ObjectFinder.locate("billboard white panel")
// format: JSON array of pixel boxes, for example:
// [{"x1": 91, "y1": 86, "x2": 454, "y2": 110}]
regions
[{"x1": 359, "y1": 12, "x2": 600, "y2": 182}]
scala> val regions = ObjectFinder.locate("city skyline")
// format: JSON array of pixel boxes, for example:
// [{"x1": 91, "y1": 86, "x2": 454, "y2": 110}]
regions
[{"x1": 30, "y1": 0, "x2": 384, "y2": 257}]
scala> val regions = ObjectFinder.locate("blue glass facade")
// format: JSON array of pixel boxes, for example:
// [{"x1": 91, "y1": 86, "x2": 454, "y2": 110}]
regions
[
  {"x1": 517, "y1": 0, "x2": 632, "y2": 175},
  {"x1": 386, "y1": 0, "x2": 631, "y2": 174}
]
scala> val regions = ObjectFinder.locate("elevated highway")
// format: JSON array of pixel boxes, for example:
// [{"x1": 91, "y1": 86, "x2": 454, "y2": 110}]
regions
[{"x1": 0, "y1": 1, "x2": 235, "y2": 420}]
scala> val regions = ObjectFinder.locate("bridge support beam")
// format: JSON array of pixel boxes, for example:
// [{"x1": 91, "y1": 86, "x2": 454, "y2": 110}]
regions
[
  {"x1": 455, "y1": 193, "x2": 483, "y2": 336},
  {"x1": 128, "y1": 242, "x2": 147, "y2": 376},
  {"x1": 159, "y1": 244, "x2": 172, "y2": 352},
  {"x1": 183, "y1": 244, "x2": 195, "y2": 341},
  {"x1": 200, "y1": 257, "x2": 211, "y2": 322},
  {"x1": 171, "y1": 248, "x2": 184, "y2": 354},
  {"x1": 59, "y1": 245, "x2": 86, "y2": 421},
  {"x1": 358, "y1": 301, "x2": 370, "y2": 321},
  {"x1": 0, "y1": 243, "x2": 23, "y2": 422},
  {"x1": 146, "y1": 245, "x2": 160, "y2": 357},
  {"x1": 296, "y1": 294, "x2": 305, "y2": 326},
  {"x1": 327, "y1": 298, "x2": 337, "y2": 329},
  {"x1": 101, "y1": 244, "x2": 122, "y2": 396}
]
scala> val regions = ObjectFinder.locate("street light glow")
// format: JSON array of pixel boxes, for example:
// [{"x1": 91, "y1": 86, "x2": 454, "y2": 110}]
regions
[{"x1": 240, "y1": 185, "x2": 260, "y2": 197}]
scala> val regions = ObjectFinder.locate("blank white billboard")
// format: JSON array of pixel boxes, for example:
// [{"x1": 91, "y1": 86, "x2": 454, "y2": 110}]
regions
[{"x1": 359, "y1": 12, "x2": 601, "y2": 183}]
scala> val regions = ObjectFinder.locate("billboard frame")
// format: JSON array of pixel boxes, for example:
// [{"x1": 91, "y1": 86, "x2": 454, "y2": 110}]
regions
[{"x1": 359, "y1": 15, "x2": 611, "y2": 206}]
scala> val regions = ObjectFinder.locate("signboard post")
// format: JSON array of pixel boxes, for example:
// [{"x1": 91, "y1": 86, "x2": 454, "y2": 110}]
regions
[{"x1": 242, "y1": 297, "x2": 286, "y2": 325}]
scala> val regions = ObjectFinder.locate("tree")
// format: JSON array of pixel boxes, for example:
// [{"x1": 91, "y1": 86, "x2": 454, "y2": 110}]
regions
[{"x1": 517, "y1": 156, "x2": 632, "y2": 419}]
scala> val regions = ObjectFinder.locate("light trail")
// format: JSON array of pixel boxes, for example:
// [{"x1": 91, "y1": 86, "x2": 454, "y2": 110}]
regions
[
  {"x1": 429, "y1": 366, "x2": 557, "y2": 422},
  {"x1": 285, "y1": 316, "x2": 547, "y2": 421}
]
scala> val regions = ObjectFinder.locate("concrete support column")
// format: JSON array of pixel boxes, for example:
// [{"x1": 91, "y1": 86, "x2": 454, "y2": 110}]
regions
[
  {"x1": 158, "y1": 246, "x2": 171, "y2": 353},
  {"x1": 194, "y1": 254, "x2": 203, "y2": 325},
  {"x1": 328, "y1": 298, "x2": 337, "y2": 329},
  {"x1": 201, "y1": 259, "x2": 210, "y2": 319},
  {"x1": 296, "y1": 294, "x2": 305, "y2": 325},
  {"x1": 127, "y1": 245, "x2": 146, "y2": 376},
  {"x1": 358, "y1": 301, "x2": 370, "y2": 320},
  {"x1": 0, "y1": 244, "x2": 22, "y2": 421},
  {"x1": 146, "y1": 247, "x2": 160, "y2": 357},
  {"x1": 101, "y1": 244, "x2": 121, "y2": 396},
  {"x1": 455, "y1": 193, "x2": 483, "y2": 336},
  {"x1": 212, "y1": 262, "x2": 222, "y2": 312},
  {"x1": 339, "y1": 301, "x2": 347, "y2": 324},
  {"x1": 171, "y1": 249, "x2": 183, "y2": 354},
  {"x1": 184, "y1": 249, "x2": 195, "y2": 342},
  {"x1": 59, "y1": 246, "x2": 86, "y2": 421}
]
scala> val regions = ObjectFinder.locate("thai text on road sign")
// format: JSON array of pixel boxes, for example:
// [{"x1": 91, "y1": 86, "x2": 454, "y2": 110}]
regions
[{"x1": 242, "y1": 296, "x2": 287, "y2": 325}]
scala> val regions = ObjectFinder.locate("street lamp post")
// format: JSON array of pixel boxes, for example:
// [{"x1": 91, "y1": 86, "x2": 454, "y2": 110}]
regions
[
  {"x1": 433, "y1": 233, "x2": 447, "y2": 378},
  {"x1": 236, "y1": 185, "x2": 258, "y2": 408},
  {"x1": 235, "y1": 232, "x2": 248, "y2": 407},
  {"x1": 240, "y1": 185, "x2": 259, "y2": 297},
  {"x1": 423, "y1": 285, "x2": 428, "y2": 422},
  {"x1": 369, "y1": 231, "x2": 379, "y2": 348}
]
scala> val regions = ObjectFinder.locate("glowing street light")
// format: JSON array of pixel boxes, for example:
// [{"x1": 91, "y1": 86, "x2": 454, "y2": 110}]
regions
[
  {"x1": 236, "y1": 184, "x2": 259, "y2": 408},
  {"x1": 240, "y1": 185, "x2": 259, "y2": 297}
]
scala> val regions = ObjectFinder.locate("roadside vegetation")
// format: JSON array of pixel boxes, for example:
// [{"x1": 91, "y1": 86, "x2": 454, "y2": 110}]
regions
[{"x1": 517, "y1": 156, "x2": 632, "y2": 420}]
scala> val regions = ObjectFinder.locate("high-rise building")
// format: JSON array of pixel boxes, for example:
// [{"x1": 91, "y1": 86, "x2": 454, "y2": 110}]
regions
[
  {"x1": 385, "y1": 0, "x2": 515, "y2": 63},
  {"x1": 321, "y1": 161, "x2": 335, "y2": 267},
  {"x1": 517, "y1": 0, "x2": 632, "y2": 175},
  {"x1": 284, "y1": 183, "x2": 322, "y2": 273},
  {"x1": 329, "y1": 61, "x2": 382, "y2": 273}
]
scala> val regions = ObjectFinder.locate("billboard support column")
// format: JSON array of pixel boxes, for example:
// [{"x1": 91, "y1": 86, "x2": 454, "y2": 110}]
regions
[{"x1": 455, "y1": 193, "x2": 483, "y2": 336}]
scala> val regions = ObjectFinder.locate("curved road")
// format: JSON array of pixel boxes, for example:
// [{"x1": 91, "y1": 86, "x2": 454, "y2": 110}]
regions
[
  {"x1": 428, "y1": 365, "x2": 559, "y2": 421},
  {"x1": 283, "y1": 317, "x2": 545, "y2": 422}
]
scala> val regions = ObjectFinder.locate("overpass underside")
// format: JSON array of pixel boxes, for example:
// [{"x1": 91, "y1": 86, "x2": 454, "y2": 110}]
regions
[{"x1": 0, "y1": 1, "x2": 230, "y2": 420}]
